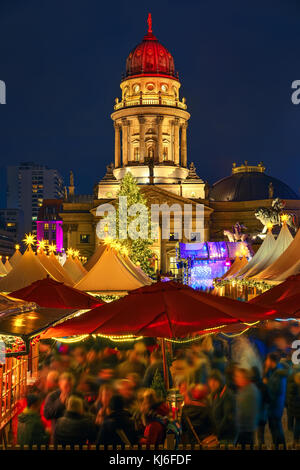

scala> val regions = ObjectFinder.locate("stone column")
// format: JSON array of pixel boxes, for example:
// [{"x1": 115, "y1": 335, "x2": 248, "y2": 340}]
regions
[
  {"x1": 157, "y1": 115, "x2": 164, "y2": 163},
  {"x1": 181, "y1": 122, "x2": 188, "y2": 167},
  {"x1": 114, "y1": 122, "x2": 121, "y2": 168},
  {"x1": 174, "y1": 118, "x2": 180, "y2": 165},
  {"x1": 122, "y1": 119, "x2": 129, "y2": 166},
  {"x1": 138, "y1": 116, "x2": 146, "y2": 163},
  {"x1": 127, "y1": 120, "x2": 131, "y2": 162}
]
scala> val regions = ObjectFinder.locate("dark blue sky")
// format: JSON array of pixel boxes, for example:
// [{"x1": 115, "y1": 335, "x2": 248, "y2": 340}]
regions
[{"x1": 1, "y1": 0, "x2": 300, "y2": 206}]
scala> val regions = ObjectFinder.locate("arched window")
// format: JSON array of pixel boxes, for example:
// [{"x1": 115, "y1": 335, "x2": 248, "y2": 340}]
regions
[{"x1": 148, "y1": 146, "x2": 154, "y2": 158}]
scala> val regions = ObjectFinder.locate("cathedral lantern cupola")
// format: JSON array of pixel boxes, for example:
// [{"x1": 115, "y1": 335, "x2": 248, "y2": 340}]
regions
[{"x1": 111, "y1": 14, "x2": 190, "y2": 185}]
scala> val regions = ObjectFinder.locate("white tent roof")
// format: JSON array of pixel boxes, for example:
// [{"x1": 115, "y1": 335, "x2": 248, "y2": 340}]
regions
[
  {"x1": 84, "y1": 243, "x2": 106, "y2": 271},
  {"x1": 74, "y1": 257, "x2": 88, "y2": 276},
  {"x1": 245, "y1": 224, "x2": 293, "y2": 279},
  {"x1": 48, "y1": 253, "x2": 75, "y2": 285},
  {"x1": 9, "y1": 248, "x2": 23, "y2": 268},
  {"x1": 0, "y1": 257, "x2": 7, "y2": 276},
  {"x1": 221, "y1": 256, "x2": 248, "y2": 279},
  {"x1": 0, "y1": 247, "x2": 54, "y2": 293},
  {"x1": 75, "y1": 246, "x2": 150, "y2": 293},
  {"x1": 122, "y1": 254, "x2": 152, "y2": 285},
  {"x1": 63, "y1": 256, "x2": 86, "y2": 283},
  {"x1": 4, "y1": 258, "x2": 12, "y2": 273},
  {"x1": 255, "y1": 226, "x2": 300, "y2": 281},
  {"x1": 234, "y1": 230, "x2": 276, "y2": 279},
  {"x1": 37, "y1": 250, "x2": 74, "y2": 286}
]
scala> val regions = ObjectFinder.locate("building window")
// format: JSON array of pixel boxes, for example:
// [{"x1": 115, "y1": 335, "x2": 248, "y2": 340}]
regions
[
  {"x1": 169, "y1": 233, "x2": 180, "y2": 241},
  {"x1": 134, "y1": 147, "x2": 140, "y2": 161},
  {"x1": 80, "y1": 234, "x2": 90, "y2": 244},
  {"x1": 163, "y1": 147, "x2": 168, "y2": 161}
]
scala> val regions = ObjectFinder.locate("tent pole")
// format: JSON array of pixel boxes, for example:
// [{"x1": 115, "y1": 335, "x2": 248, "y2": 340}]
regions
[{"x1": 160, "y1": 338, "x2": 170, "y2": 391}]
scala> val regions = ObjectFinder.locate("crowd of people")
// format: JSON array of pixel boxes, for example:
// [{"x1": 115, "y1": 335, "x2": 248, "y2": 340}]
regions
[{"x1": 14, "y1": 319, "x2": 300, "y2": 449}]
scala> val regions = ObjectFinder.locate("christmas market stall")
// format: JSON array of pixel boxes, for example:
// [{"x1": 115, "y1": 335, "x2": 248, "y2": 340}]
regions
[
  {"x1": 75, "y1": 244, "x2": 152, "y2": 295},
  {"x1": 214, "y1": 220, "x2": 295, "y2": 300},
  {"x1": 0, "y1": 305, "x2": 78, "y2": 444},
  {"x1": 0, "y1": 246, "x2": 55, "y2": 294}
]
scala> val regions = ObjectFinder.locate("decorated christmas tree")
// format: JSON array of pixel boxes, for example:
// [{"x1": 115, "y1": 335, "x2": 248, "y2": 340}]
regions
[
  {"x1": 115, "y1": 172, "x2": 155, "y2": 276},
  {"x1": 150, "y1": 368, "x2": 167, "y2": 400}
]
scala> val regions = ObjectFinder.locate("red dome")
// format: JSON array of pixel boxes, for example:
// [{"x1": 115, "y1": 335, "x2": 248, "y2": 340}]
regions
[{"x1": 125, "y1": 15, "x2": 177, "y2": 79}]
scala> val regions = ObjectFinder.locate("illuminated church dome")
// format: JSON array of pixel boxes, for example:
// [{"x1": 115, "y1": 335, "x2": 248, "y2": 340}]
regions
[
  {"x1": 209, "y1": 162, "x2": 299, "y2": 202},
  {"x1": 125, "y1": 14, "x2": 176, "y2": 79}
]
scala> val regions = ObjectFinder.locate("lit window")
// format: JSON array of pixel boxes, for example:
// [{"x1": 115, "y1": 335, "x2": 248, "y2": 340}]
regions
[{"x1": 80, "y1": 234, "x2": 90, "y2": 244}]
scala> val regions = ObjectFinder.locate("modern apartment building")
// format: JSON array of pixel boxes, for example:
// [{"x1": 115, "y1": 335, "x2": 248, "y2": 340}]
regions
[{"x1": 6, "y1": 162, "x2": 64, "y2": 234}]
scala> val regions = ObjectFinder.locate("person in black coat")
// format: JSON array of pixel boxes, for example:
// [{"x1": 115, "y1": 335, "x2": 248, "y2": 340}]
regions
[
  {"x1": 43, "y1": 372, "x2": 75, "y2": 436},
  {"x1": 181, "y1": 384, "x2": 214, "y2": 444},
  {"x1": 54, "y1": 395, "x2": 97, "y2": 447},
  {"x1": 208, "y1": 370, "x2": 237, "y2": 445},
  {"x1": 286, "y1": 371, "x2": 300, "y2": 442},
  {"x1": 96, "y1": 395, "x2": 138, "y2": 447}
]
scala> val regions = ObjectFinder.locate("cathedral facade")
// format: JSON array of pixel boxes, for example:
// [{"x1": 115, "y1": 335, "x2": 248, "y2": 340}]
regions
[{"x1": 60, "y1": 15, "x2": 300, "y2": 273}]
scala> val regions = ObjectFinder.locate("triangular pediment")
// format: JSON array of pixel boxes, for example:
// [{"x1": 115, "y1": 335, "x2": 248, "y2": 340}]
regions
[{"x1": 140, "y1": 186, "x2": 213, "y2": 213}]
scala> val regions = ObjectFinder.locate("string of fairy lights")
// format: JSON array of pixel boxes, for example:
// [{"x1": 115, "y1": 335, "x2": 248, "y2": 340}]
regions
[{"x1": 46, "y1": 321, "x2": 262, "y2": 345}]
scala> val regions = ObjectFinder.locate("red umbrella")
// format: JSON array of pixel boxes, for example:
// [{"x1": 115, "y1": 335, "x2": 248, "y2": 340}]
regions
[
  {"x1": 10, "y1": 277, "x2": 103, "y2": 310},
  {"x1": 250, "y1": 274, "x2": 300, "y2": 306},
  {"x1": 41, "y1": 281, "x2": 282, "y2": 339}
]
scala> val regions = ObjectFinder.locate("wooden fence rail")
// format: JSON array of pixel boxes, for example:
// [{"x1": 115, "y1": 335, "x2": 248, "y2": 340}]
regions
[{"x1": 0, "y1": 443, "x2": 299, "y2": 451}]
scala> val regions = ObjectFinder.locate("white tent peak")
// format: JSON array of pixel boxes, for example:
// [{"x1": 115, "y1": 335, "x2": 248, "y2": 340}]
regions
[
  {"x1": 75, "y1": 245, "x2": 151, "y2": 294},
  {"x1": 0, "y1": 247, "x2": 55, "y2": 293},
  {"x1": 234, "y1": 230, "x2": 276, "y2": 279},
  {"x1": 9, "y1": 247, "x2": 23, "y2": 268}
]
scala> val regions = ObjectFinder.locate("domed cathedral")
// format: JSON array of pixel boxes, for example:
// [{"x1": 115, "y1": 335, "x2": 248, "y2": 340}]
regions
[
  {"x1": 209, "y1": 161, "x2": 300, "y2": 241},
  {"x1": 61, "y1": 15, "x2": 212, "y2": 274},
  {"x1": 97, "y1": 13, "x2": 206, "y2": 197}
]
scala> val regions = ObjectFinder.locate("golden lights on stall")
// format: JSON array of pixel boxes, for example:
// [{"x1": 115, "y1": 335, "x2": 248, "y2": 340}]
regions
[
  {"x1": 66, "y1": 248, "x2": 74, "y2": 257},
  {"x1": 37, "y1": 240, "x2": 47, "y2": 251},
  {"x1": 103, "y1": 237, "x2": 129, "y2": 256},
  {"x1": 23, "y1": 233, "x2": 36, "y2": 248},
  {"x1": 48, "y1": 243, "x2": 57, "y2": 254}
]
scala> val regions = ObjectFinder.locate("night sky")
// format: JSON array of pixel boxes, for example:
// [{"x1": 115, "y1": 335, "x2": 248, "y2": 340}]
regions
[{"x1": 1, "y1": 0, "x2": 300, "y2": 207}]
